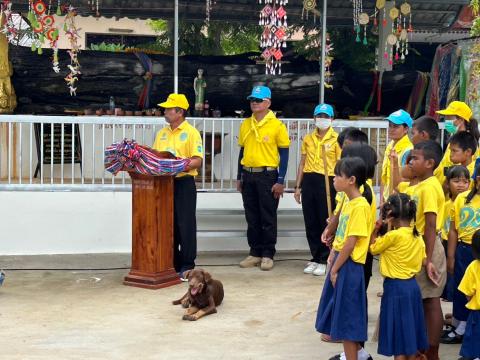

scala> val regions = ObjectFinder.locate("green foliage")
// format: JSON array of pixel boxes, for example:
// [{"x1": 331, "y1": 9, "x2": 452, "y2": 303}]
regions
[
  {"x1": 292, "y1": 27, "x2": 377, "y2": 72},
  {"x1": 88, "y1": 42, "x2": 125, "y2": 52},
  {"x1": 147, "y1": 20, "x2": 260, "y2": 56}
]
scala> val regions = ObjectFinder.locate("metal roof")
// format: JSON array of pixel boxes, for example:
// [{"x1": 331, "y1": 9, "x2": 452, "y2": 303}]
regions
[{"x1": 12, "y1": 0, "x2": 470, "y2": 30}]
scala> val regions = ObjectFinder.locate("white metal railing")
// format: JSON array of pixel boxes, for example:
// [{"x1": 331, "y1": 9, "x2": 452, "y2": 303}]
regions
[{"x1": 0, "y1": 115, "x2": 446, "y2": 192}]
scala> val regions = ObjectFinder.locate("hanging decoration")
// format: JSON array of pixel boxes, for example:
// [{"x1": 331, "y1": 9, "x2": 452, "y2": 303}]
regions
[
  {"x1": 324, "y1": 33, "x2": 334, "y2": 89},
  {"x1": 352, "y1": 0, "x2": 364, "y2": 42},
  {"x1": 302, "y1": 0, "x2": 317, "y2": 22},
  {"x1": 205, "y1": 0, "x2": 216, "y2": 24},
  {"x1": 374, "y1": 0, "x2": 386, "y2": 28},
  {"x1": 87, "y1": 0, "x2": 101, "y2": 17},
  {"x1": 63, "y1": 5, "x2": 81, "y2": 96},
  {"x1": 358, "y1": 12, "x2": 369, "y2": 45},
  {"x1": 383, "y1": 5, "x2": 399, "y2": 65},
  {"x1": 259, "y1": 0, "x2": 288, "y2": 75}
]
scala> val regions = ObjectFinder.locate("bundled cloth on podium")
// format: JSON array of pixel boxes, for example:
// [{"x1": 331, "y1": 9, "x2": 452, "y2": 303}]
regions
[{"x1": 105, "y1": 139, "x2": 190, "y2": 176}]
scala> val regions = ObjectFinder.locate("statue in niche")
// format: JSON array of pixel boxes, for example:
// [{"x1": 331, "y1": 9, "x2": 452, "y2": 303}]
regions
[{"x1": 193, "y1": 68, "x2": 207, "y2": 116}]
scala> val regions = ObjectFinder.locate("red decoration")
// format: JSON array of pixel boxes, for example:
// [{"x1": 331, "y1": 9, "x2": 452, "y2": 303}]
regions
[{"x1": 33, "y1": 1, "x2": 46, "y2": 15}]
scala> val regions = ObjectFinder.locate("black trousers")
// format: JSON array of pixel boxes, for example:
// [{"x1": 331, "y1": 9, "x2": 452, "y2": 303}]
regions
[
  {"x1": 173, "y1": 176, "x2": 197, "y2": 273},
  {"x1": 301, "y1": 173, "x2": 336, "y2": 264},
  {"x1": 241, "y1": 170, "x2": 279, "y2": 259}
]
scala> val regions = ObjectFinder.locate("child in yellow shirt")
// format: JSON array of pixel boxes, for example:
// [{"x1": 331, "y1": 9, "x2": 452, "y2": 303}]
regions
[
  {"x1": 316, "y1": 157, "x2": 371, "y2": 359},
  {"x1": 440, "y1": 165, "x2": 470, "y2": 303},
  {"x1": 408, "y1": 140, "x2": 446, "y2": 359},
  {"x1": 447, "y1": 131, "x2": 477, "y2": 190},
  {"x1": 442, "y1": 160, "x2": 480, "y2": 344},
  {"x1": 370, "y1": 193, "x2": 428, "y2": 358},
  {"x1": 458, "y1": 229, "x2": 480, "y2": 359}
]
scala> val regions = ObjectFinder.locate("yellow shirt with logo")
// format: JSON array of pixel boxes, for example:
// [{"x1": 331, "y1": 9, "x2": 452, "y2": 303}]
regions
[
  {"x1": 441, "y1": 199, "x2": 453, "y2": 241},
  {"x1": 370, "y1": 227, "x2": 426, "y2": 279},
  {"x1": 434, "y1": 144, "x2": 479, "y2": 187},
  {"x1": 397, "y1": 181, "x2": 418, "y2": 196},
  {"x1": 333, "y1": 196, "x2": 371, "y2": 264},
  {"x1": 334, "y1": 180, "x2": 376, "y2": 237},
  {"x1": 152, "y1": 120, "x2": 203, "y2": 177},
  {"x1": 451, "y1": 190, "x2": 480, "y2": 244},
  {"x1": 381, "y1": 135, "x2": 413, "y2": 201},
  {"x1": 238, "y1": 111, "x2": 290, "y2": 167},
  {"x1": 458, "y1": 259, "x2": 480, "y2": 310},
  {"x1": 301, "y1": 127, "x2": 341, "y2": 176},
  {"x1": 412, "y1": 175, "x2": 445, "y2": 235}
]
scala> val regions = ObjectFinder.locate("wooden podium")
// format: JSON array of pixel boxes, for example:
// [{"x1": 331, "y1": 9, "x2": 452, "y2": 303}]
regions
[{"x1": 123, "y1": 172, "x2": 181, "y2": 289}]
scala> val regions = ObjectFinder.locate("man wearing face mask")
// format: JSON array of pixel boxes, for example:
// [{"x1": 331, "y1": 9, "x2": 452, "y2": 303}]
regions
[
  {"x1": 237, "y1": 86, "x2": 290, "y2": 271},
  {"x1": 294, "y1": 104, "x2": 341, "y2": 276},
  {"x1": 434, "y1": 101, "x2": 480, "y2": 189}
]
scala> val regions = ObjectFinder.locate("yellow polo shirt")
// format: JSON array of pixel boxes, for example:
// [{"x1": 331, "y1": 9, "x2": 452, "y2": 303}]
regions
[
  {"x1": 301, "y1": 127, "x2": 341, "y2": 176},
  {"x1": 412, "y1": 175, "x2": 445, "y2": 235},
  {"x1": 451, "y1": 190, "x2": 480, "y2": 244},
  {"x1": 333, "y1": 196, "x2": 371, "y2": 264},
  {"x1": 458, "y1": 260, "x2": 480, "y2": 310},
  {"x1": 397, "y1": 181, "x2": 418, "y2": 196},
  {"x1": 381, "y1": 135, "x2": 413, "y2": 201},
  {"x1": 370, "y1": 227, "x2": 425, "y2": 279},
  {"x1": 152, "y1": 120, "x2": 203, "y2": 177},
  {"x1": 238, "y1": 110, "x2": 290, "y2": 167},
  {"x1": 434, "y1": 144, "x2": 479, "y2": 187},
  {"x1": 334, "y1": 180, "x2": 376, "y2": 237},
  {"x1": 441, "y1": 199, "x2": 453, "y2": 241}
]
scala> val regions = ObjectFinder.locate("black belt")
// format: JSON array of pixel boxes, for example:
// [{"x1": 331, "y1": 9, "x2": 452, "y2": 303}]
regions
[
  {"x1": 174, "y1": 175, "x2": 194, "y2": 181},
  {"x1": 243, "y1": 166, "x2": 277, "y2": 173}
]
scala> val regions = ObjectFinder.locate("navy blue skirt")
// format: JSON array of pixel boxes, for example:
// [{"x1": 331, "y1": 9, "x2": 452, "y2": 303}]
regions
[
  {"x1": 460, "y1": 310, "x2": 480, "y2": 358},
  {"x1": 453, "y1": 243, "x2": 474, "y2": 321},
  {"x1": 315, "y1": 253, "x2": 367, "y2": 342},
  {"x1": 441, "y1": 240, "x2": 454, "y2": 302},
  {"x1": 378, "y1": 278, "x2": 428, "y2": 357}
]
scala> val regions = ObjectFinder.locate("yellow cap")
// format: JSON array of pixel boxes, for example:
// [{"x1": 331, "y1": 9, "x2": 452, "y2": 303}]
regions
[
  {"x1": 158, "y1": 93, "x2": 189, "y2": 110},
  {"x1": 436, "y1": 101, "x2": 472, "y2": 122}
]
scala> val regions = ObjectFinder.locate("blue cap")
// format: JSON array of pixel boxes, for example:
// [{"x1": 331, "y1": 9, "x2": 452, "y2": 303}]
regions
[
  {"x1": 472, "y1": 157, "x2": 480, "y2": 180},
  {"x1": 247, "y1": 86, "x2": 271, "y2": 100},
  {"x1": 385, "y1": 109, "x2": 413, "y2": 128},
  {"x1": 314, "y1": 103, "x2": 334, "y2": 118}
]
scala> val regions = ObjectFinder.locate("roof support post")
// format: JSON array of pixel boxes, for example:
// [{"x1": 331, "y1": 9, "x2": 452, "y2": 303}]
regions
[
  {"x1": 174, "y1": 0, "x2": 179, "y2": 93},
  {"x1": 319, "y1": 0, "x2": 327, "y2": 103}
]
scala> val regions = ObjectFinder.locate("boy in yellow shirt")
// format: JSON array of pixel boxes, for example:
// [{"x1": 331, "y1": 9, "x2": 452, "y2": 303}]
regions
[
  {"x1": 381, "y1": 109, "x2": 413, "y2": 204},
  {"x1": 408, "y1": 140, "x2": 446, "y2": 359},
  {"x1": 458, "y1": 229, "x2": 480, "y2": 359},
  {"x1": 447, "y1": 131, "x2": 477, "y2": 190}
]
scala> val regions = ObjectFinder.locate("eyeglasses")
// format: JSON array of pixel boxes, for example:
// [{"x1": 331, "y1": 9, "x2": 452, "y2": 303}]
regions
[{"x1": 250, "y1": 98, "x2": 264, "y2": 103}]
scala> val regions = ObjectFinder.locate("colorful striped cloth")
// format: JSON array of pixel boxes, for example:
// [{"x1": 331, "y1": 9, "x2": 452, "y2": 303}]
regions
[{"x1": 105, "y1": 139, "x2": 190, "y2": 176}]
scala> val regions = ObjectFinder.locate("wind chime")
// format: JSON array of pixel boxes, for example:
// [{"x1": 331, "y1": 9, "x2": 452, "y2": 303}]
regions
[
  {"x1": 259, "y1": 0, "x2": 288, "y2": 75},
  {"x1": 302, "y1": 0, "x2": 317, "y2": 22},
  {"x1": 87, "y1": 0, "x2": 101, "y2": 17},
  {"x1": 373, "y1": 0, "x2": 386, "y2": 28},
  {"x1": 64, "y1": 5, "x2": 81, "y2": 96},
  {"x1": 352, "y1": 0, "x2": 362, "y2": 42},
  {"x1": 205, "y1": 0, "x2": 216, "y2": 24},
  {"x1": 398, "y1": 1, "x2": 412, "y2": 60},
  {"x1": 324, "y1": 33, "x2": 334, "y2": 89}
]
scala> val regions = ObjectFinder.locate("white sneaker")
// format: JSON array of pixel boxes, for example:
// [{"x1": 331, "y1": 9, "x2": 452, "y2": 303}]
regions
[
  {"x1": 303, "y1": 262, "x2": 319, "y2": 274},
  {"x1": 312, "y1": 263, "x2": 327, "y2": 276}
]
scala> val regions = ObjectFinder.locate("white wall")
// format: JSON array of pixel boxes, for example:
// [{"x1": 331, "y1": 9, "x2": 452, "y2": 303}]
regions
[{"x1": 0, "y1": 191, "x2": 306, "y2": 255}]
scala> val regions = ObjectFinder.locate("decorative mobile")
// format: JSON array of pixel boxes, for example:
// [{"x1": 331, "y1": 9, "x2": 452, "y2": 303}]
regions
[
  {"x1": 259, "y1": 0, "x2": 288, "y2": 75},
  {"x1": 87, "y1": 0, "x2": 101, "y2": 17},
  {"x1": 324, "y1": 33, "x2": 334, "y2": 89},
  {"x1": 374, "y1": 0, "x2": 386, "y2": 28},
  {"x1": 352, "y1": 0, "x2": 363, "y2": 42},
  {"x1": 205, "y1": 0, "x2": 216, "y2": 24},
  {"x1": 302, "y1": 0, "x2": 317, "y2": 22},
  {"x1": 358, "y1": 12, "x2": 369, "y2": 45},
  {"x1": 64, "y1": 5, "x2": 81, "y2": 96}
]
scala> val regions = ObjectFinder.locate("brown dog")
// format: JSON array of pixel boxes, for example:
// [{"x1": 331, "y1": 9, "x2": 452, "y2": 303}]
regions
[{"x1": 172, "y1": 268, "x2": 224, "y2": 321}]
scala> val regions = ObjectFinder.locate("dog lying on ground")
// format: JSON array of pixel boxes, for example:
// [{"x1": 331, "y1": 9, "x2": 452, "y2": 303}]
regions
[{"x1": 172, "y1": 268, "x2": 224, "y2": 321}]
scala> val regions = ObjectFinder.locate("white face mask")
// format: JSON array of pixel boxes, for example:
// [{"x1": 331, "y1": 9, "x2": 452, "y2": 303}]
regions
[{"x1": 315, "y1": 119, "x2": 331, "y2": 130}]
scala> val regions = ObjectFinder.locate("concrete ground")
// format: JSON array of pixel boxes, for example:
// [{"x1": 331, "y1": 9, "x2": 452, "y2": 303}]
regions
[{"x1": 0, "y1": 252, "x2": 461, "y2": 360}]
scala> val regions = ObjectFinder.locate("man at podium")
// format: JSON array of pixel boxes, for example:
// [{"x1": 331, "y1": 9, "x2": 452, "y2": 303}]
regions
[{"x1": 153, "y1": 94, "x2": 203, "y2": 279}]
